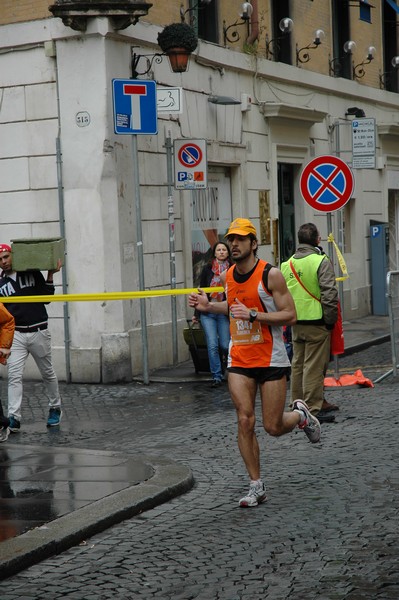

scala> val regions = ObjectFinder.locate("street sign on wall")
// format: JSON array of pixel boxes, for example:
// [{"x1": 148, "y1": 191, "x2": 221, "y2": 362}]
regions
[
  {"x1": 174, "y1": 139, "x2": 207, "y2": 189},
  {"x1": 112, "y1": 79, "x2": 157, "y2": 135},
  {"x1": 300, "y1": 155, "x2": 354, "y2": 213},
  {"x1": 157, "y1": 87, "x2": 183, "y2": 114},
  {"x1": 352, "y1": 118, "x2": 376, "y2": 169}
]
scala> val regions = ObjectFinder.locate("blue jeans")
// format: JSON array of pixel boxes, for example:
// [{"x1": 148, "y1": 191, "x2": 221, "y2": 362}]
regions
[{"x1": 200, "y1": 312, "x2": 230, "y2": 382}]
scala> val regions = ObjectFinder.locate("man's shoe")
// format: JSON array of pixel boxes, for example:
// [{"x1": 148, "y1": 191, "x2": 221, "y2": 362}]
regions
[
  {"x1": 47, "y1": 407, "x2": 62, "y2": 427},
  {"x1": 239, "y1": 481, "x2": 267, "y2": 507},
  {"x1": 293, "y1": 400, "x2": 321, "y2": 443},
  {"x1": 9, "y1": 416, "x2": 20, "y2": 432},
  {"x1": 322, "y1": 400, "x2": 339, "y2": 412},
  {"x1": 0, "y1": 427, "x2": 9, "y2": 442},
  {"x1": 317, "y1": 411, "x2": 336, "y2": 423}
]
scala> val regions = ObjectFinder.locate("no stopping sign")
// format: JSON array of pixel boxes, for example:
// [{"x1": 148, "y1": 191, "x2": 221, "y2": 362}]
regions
[{"x1": 300, "y1": 155, "x2": 354, "y2": 212}]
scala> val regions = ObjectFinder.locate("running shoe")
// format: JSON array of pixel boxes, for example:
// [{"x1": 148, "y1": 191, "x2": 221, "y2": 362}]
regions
[
  {"x1": 238, "y1": 481, "x2": 267, "y2": 507},
  {"x1": 9, "y1": 416, "x2": 20, "y2": 432},
  {"x1": 293, "y1": 399, "x2": 321, "y2": 443},
  {"x1": 47, "y1": 407, "x2": 62, "y2": 427}
]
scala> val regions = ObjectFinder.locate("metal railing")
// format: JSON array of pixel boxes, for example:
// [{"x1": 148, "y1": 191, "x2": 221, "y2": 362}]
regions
[{"x1": 374, "y1": 270, "x2": 399, "y2": 382}]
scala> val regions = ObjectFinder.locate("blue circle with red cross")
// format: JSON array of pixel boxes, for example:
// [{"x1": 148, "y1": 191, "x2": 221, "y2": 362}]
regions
[{"x1": 300, "y1": 155, "x2": 354, "y2": 213}]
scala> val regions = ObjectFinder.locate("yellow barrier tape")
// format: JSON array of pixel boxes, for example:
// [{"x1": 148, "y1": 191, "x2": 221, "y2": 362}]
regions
[
  {"x1": 327, "y1": 233, "x2": 349, "y2": 281},
  {"x1": 0, "y1": 287, "x2": 224, "y2": 304}
]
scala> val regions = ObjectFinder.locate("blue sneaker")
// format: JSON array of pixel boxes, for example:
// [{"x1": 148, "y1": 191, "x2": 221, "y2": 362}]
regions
[
  {"x1": 47, "y1": 407, "x2": 62, "y2": 427},
  {"x1": 9, "y1": 416, "x2": 20, "y2": 432}
]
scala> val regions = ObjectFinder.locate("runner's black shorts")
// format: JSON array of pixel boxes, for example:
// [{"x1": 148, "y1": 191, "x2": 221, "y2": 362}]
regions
[{"x1": 227, "y1": 366, "x2": 291, "y2": 384}]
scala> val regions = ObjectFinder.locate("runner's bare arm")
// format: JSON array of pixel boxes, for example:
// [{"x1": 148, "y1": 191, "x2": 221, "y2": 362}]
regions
[
  {"x1": 262, "y1": 267, "x2": 296, "y2": 325},
  {"x1": 188, "y1": 271, "x2": 228, "y2": 315}
]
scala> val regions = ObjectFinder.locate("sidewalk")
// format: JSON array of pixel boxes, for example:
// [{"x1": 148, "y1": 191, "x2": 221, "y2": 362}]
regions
[{"x1": 0, "y1": 313, "x2": 391, "y2": 579}]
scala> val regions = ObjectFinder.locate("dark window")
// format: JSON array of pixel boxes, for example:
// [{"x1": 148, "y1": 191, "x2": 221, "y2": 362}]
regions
[
  {"x1": 271, "y1": 0, "x2": 292, "y2": 64},
  {"x1": 360, "y1": 0, "x2": 371, "y2": 23},
  {"x1": 188, "y1": 0, "x2": 218, "y2": 44},
  {"x1": 382, "y1": 0, "x2": 399, "y2": 92},
  {"x1": 331, "y1": 0, "x2": 352, "y2": 79}
]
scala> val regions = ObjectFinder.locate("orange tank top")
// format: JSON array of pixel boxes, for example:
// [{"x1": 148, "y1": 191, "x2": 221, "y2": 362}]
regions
[{"x1": 225, "y1": 259, "x2": 290, "y2": 369}]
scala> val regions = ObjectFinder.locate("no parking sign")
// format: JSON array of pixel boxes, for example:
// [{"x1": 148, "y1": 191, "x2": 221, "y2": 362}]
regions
[
  {"x1": 300, "y1": 155, "x2": 354, "y2": 213},
  {"x1": 174, "y1": 139, "x2": 207, "y2": 189}
]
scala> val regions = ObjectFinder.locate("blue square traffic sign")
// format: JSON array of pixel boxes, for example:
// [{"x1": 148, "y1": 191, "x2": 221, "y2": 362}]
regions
[{"x1": 112, "y1": 79, "x2": 158, "y2": 135}]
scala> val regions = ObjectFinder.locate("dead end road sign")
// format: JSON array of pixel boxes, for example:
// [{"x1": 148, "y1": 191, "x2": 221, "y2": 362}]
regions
[
  {"x1": 112, "y1": 79, "x2": 157, "y2": 135},
  {"x1": 300, "y1": 155, "x2": 354, "y2": 213}
]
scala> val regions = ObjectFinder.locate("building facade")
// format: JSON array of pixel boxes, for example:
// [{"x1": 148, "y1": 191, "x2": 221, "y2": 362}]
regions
[{"x1": 1, "y1": 0, "x2": 399, "y2": 382}]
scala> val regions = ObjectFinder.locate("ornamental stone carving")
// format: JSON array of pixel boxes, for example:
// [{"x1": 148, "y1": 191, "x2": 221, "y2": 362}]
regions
[{"x1": 48, "y1": 0, "x2": 152, "y2": 31}]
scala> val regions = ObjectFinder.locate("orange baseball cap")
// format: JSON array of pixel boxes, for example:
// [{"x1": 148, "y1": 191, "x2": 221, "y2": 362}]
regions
[{"x1": 225, "y1": 218, "x2": 257, "y2": 238}]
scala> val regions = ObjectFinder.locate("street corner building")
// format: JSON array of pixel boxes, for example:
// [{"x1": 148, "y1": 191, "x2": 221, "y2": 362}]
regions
[{"x1": 0, "y1": 0, "x2": 398, "y2": 382}]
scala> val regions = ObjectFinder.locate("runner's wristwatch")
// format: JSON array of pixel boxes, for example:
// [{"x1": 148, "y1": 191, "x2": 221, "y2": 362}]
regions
[{"x1": 249, "y1": 309, "x2": 258, "y2": 323}]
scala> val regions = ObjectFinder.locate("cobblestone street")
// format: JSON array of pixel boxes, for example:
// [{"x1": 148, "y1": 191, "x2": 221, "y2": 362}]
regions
[{"x1": 1, "y1": 341, "x2": 398, "y2": 599}]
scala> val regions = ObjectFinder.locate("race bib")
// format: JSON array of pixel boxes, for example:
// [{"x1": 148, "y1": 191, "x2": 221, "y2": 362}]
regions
[{"x1": 230, "y1": 312, "x2": 264, "y2": 345}]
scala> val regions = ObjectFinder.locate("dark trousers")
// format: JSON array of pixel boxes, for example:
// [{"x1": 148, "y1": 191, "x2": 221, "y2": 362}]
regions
[{"x1": 0, "y1": 399, "x2": 9, "y2": 428}]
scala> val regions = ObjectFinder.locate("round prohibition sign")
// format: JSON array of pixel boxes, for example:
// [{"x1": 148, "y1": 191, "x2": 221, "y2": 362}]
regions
[
  {"x1": 178, "y1": 143, "x2": 203, "y2": 168},
  {"x1": 300, "y1": 155, "x2": 354, "y2": 213}
]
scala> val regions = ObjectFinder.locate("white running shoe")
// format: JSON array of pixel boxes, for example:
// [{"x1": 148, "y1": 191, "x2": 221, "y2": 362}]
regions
[
  {"x1": 293, "y1": 399, "x2": 321, "y2": 443},
  {"x1": 238, "y1": 481, "x2": 267, "y2": 507}
]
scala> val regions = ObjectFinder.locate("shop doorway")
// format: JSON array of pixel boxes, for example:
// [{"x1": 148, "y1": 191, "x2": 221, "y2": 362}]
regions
[
  {"x1": 191, "y1": 167, "x2": 232, "y2": 286},
  {"x1": 277, "y1": 163, "x2": 296, "y2": 264}
]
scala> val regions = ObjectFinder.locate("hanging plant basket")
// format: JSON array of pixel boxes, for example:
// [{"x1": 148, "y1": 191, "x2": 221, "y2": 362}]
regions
[
  {"x1": 157, "y1": 22, "x2": 198, "y2": 54},
  {"x1": 165, "y1": 48, "x2": 191, "y2": 73}
]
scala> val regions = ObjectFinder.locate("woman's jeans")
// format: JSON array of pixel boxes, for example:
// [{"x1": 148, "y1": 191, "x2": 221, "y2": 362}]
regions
[{"x1": 200, "y1": 312, "x2": 230, "y2": 382}]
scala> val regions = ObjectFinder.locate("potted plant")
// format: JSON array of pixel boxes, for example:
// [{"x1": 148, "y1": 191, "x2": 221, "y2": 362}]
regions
[{"x1": 157, "y1": 22, "x2": 198, "y2": 72}]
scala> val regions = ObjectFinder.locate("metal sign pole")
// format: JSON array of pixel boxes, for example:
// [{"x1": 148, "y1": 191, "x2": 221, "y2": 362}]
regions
[
  {"x1": 165, "y1": 130, "x2": 178, "y2": 365},
  {"x1": 327, "y1": 211, "x2": 339, "y2": 379},
  {"x1": 334, "y1": 122, "x2": 346, "y2": 379},
  {"x1": 132, "y1": 134, "x2": 149, "y2": 384},
  {"x1": 112, "y1": 79, "x2": 157, "y2": 384}
]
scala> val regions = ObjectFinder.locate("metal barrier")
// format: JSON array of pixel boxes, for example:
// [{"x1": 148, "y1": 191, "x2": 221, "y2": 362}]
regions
[{"x1": 374, "y1": 270, "x2": 399, "y2": 382}]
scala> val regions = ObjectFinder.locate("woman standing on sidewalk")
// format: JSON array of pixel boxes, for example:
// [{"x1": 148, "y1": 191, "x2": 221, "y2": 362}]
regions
[{"x1": 193, "y1": 241, "x2": 232, "y2": 387}]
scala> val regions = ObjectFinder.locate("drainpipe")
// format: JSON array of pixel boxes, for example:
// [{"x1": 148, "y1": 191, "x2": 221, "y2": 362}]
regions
[
  {"x1": 246, "y1": 0, "x2": 259, "y2": 46},
  {"x1": 54, "y1": 46, "x2": 72, "y2": 383}
]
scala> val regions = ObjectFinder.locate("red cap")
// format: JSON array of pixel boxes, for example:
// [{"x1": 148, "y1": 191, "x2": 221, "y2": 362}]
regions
[{"x1": 0, "y1": 244, "x2": 11, "y2": 254}]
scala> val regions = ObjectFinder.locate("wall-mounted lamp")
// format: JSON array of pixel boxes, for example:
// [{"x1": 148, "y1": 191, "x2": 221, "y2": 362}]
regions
[
  {"x1": 208, "y1": 95, "x2": 241, "y2": 105},
  {"x1": 329, "y1": 40, "x2": 356, "y2": 77},
  {"x1": 223, "y1": 2, "x2": 253, "y2": 46},
  {"x1": 265, "y1": 17, "x2": 293, "y2": 60},
  {"x1": 180, "y1": 0, "x2": 212, "y2": 25},
  {"x1": 353, "y1": 46, "x2": 376, "y2": 80},
  {"x1": 345, "y1": 106, "x2": 366, "y2": 118},
  {"x1": 379, "y1": 55, "x2": 399, "y2": 90},
  {"x1": 296, "y1": 29, "x2": 325, "y2": 66}
]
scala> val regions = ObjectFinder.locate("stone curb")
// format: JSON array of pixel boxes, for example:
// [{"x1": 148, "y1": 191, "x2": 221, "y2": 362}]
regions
[
  {"x1": 0, "y1": 450, "x2": 194, "y2": 580},
  {"x1": 343, "y1": 334, "x2": 390, "y2": 356}
]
